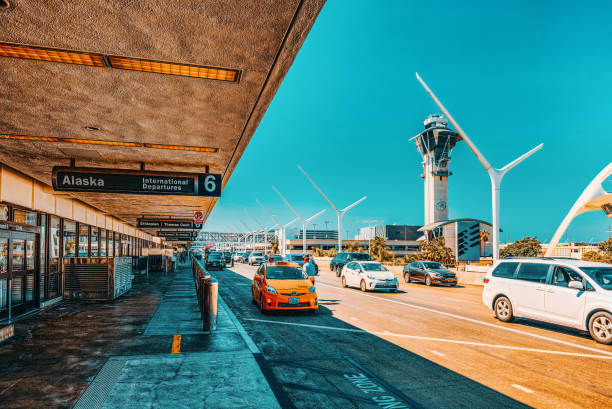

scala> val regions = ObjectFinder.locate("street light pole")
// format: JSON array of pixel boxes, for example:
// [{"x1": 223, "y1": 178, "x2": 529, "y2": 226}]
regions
[
  {"x1": 416, "y1": 72, "x2": 543, "y2": 261},
  {"x1": 298, "y1": 165, "x2": 366, "y2": 253}
]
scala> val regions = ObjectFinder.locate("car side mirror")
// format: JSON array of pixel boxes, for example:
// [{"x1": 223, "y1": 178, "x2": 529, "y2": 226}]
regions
[
  {"x1": 568, "y1": 280, "x2": 583, "y2": 290},
  {"x1": 254, "y1": 275, "x2": 261, "y2": 282},
  {"x1": 309, "y1": 276, "x2": 315, "y2": 283}
]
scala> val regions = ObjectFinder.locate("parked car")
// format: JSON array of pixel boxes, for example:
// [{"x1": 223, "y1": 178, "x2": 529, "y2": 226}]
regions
[
  {"x1": 330, "y1": 252, "x2": 371, "y2": 277},
  {"x1": 205, "y1": 252, "x2": 226, "y2": 271},
  {"x1": 252, "y1": 260, "x2": 317, "y2": 313},
  {"x1": 267, "y1": 254, "x2": 283, "y2": 263},
  {"x1": 341, "y1": 261, "x2": 398, "y2": 292},
  {"x1": 284, "y1": 254, "x2": 318, "y2": 275},
  {"x1": 248, "y1": 252, "x2": 266, "y2": 266},
  {"x1": 403, "y1": 261, "x2": 457, "y2": 286},
  {"x1": 482, "y1": 257, "x2": 612, "y2": 344},
  {"x1": 222, "y1": 251, "x2": 233, "y2": 265},
  {"x1": 235, "y1": 252, "x2": 249, "y2": 263}
]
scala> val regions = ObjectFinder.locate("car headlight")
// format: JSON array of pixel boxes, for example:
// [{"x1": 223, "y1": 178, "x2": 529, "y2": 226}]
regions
[
  {"x1": 309, "y1": 286, "x2": 316, "y2": 293},
  {"x1": 265, "y1": 286, "x2": 277, "y2": 294},
  {"x1": 367, "y1": 274, "x2": 375, "y2": 279}
]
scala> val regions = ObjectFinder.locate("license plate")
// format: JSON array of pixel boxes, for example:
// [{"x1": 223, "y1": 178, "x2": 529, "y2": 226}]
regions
[{"x1": 288, "y1": 297, "x2": 300, "y2": 304}]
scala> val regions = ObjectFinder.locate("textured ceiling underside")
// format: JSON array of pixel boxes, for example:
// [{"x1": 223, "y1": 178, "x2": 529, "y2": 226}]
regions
[{"x1": 0, "y1": 0, "x2": 325, "y2": 234}]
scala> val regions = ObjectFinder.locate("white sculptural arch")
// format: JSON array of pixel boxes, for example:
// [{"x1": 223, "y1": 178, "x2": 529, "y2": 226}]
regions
[{"x1": 545, "y1": 162, "x2": 612, "y2": 256}]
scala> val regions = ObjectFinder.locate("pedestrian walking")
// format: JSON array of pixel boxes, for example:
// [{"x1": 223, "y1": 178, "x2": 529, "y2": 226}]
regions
[{"x1": 303, "y1": 256, "x2": 316, "y2": 277}]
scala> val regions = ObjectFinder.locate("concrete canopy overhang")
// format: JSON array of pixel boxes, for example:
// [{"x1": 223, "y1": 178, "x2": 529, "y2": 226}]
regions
[{"x1": 0, "y1": 0, "x2": 325, "y2": 237}]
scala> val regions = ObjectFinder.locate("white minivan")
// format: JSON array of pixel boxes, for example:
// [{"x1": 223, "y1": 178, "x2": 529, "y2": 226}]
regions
[{"x1": 482, "y1": 258, "x2": 612, "y2": 344}]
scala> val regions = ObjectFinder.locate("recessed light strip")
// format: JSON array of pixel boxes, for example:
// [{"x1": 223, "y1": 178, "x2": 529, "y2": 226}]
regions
[
  {"x1": 0, "y1": 134, "x2": 218, "y2": 153},
  {"x1": 0, "y1": 42, "x2": 240, "y2": 82}
]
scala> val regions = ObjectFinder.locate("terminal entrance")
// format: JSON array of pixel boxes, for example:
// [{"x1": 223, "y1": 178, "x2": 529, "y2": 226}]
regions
[{"x1": 0, "y1": 228, "x2": 39, "y2": 320}]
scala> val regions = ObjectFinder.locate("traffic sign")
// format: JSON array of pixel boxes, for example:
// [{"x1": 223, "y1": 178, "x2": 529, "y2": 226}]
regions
[{"x1": 194, "y1": 211, "x2": 204, "y2": 224}]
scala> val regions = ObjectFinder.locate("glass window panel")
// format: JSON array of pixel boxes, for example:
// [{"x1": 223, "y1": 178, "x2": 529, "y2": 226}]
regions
[
  {"x1": 63, "y1": 220, "x2": 76, "y2": 258},
  {"x1": 91, "y1": 227, "x2": 99, "y2": 257},
  {"x1": 13, "y1": 209, "x2": 38, "y2": 225},
  {"x1": 492, "y1": 262, "x2": 519, "y2": 278},
  {"x1": 0, "y1": 238, "x2": 7, "y2": 310},
  {"x1": 100, "y1": 229, "x2": 107, "y2": 257},
  {"x1": 115, "y1": 233, "x2": 120, "y2": 257},
  {"x1": 516, "y1": 263, "x2": 550, "y2": 283},
  {"x1": 26, "y1": 240, "x2": 35, "y2": 270},
  {"x1": 50, "y1": 216, "x2": 60, "y2": 260},
  {"x1": 78, "y1": 224, "x2": 89, "y2": 257},
  {"x1": 12, "y1": 239, "x2": 25, "y2": 271},
  {"x1": 108, "y1": 231, "x2": 114, "y2": 257},
  {"x1": 39, "y1": 216, "x2": 47, "y2": 295}
]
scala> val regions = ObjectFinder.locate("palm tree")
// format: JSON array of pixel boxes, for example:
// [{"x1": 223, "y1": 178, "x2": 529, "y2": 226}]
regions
[{"x1": 479, "y1": 230, "x2": 490, "y2": 257}]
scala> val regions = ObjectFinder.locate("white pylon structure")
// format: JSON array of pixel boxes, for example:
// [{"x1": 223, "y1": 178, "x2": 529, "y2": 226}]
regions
[
  {"x1": 272, "y1": 186, "x2": 326, "y2": 255},
  {"x1": 256, "y1": 199, "x2": 299, "y2": 257},
  {"x1": 239, "y1": 220, "x2": 256, "y2": 251},
  {"x1": 245, "y1": 208, "x2": 278, "y2": 255},
  {"x1": 298, "y1": 165, "x2": 366, "y2": 252},
  {"x1": 416, "y1": 72, "x2": 543, "y2": 261},
  {"x1": 545, "y1": 162, "x2": 612, "y2": 256}
]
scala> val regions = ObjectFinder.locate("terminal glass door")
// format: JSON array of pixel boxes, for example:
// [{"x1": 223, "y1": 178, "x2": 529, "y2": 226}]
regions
[{"x1": 0, "y1": 230, "x2": 38, "y2": 320}]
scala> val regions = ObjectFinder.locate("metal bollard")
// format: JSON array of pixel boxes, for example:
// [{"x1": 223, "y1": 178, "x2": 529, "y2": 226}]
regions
[{"x1": 199, "y1": 275, "x2": 218, "y2": 333}]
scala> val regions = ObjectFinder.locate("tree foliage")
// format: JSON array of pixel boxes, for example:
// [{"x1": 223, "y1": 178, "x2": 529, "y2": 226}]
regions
[
  {"x1": 582, "y1": 238, "x2": 612, "y2": 264},
  {"x1": 420, "y1": 237, "x2": 454, "y2": 266},
  {"x1": 499, "y1": 236, "x2": 542, "y2": 258},
  {"x1": 369, "y1": 236, "x2": 395, "y2": 262},
  {"x1": 270, "y1": 238, "x2": 279, "y2": 254},
  {"x1": 344, "y1": 240, "x2": 366, "y2": 253}
]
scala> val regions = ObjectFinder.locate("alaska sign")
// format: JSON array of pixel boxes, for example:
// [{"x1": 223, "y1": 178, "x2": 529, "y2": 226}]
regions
[
  {"x1": 52, "y1": 167, "x2": 221, "y2": 197},
  {"x1": 137, "y1": 219, "x2": 202, "y2": 230}
]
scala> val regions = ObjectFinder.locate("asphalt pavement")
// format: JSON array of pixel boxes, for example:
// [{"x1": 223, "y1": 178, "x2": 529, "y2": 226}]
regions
[{"x1": 216, "y1": 263, "x2": 612, "y2": 409}]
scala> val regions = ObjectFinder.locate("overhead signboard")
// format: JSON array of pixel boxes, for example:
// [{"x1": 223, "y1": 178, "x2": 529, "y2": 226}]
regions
[
  {"x1": 52, "y1": 167, "x2": 221, "y2": 197},
  {"x1": 137, "y1": 219, "x2": 202, "y2": 230},
  {"x1": 157, "y1": 231, "x2": 199, "y2": 240}
]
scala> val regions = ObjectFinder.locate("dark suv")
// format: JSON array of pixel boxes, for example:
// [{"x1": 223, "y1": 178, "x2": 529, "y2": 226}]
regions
[{"x1": 330, "y1": 252, "x2": 372, "y2": 277}]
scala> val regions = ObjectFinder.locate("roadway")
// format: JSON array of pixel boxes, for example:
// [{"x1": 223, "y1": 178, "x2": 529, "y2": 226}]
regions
[{"x1": 213, "y1": 262, "x2": 612, "y2": 409}]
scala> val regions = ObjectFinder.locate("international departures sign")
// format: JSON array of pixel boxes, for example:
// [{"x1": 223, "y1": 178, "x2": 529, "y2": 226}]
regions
[{"x1": 52, "y1": 167, "x2": 221, "y2": 197}]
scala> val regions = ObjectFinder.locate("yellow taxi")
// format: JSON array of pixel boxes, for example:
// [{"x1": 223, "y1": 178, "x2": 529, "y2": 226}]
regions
[{"x1": 252, "y1": 261, "x2": 318, "y2": 313}]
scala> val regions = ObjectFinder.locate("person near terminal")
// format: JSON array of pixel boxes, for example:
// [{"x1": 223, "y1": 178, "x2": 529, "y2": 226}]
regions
[{"x1": 303, "y1": 256, "x2": 316, "y2": 278}]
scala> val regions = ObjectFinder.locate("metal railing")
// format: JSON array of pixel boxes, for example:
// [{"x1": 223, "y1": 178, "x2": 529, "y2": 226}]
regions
[{"x1": 191, "y1": 254, "x2": 218, "y2": 333}]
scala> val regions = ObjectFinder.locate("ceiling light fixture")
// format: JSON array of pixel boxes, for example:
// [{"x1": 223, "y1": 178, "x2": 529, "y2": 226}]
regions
[
  {"x1": 0, "y1": 42, "x2": 240, "y2": 82},
  {"x1": 0, "y1": 43, "x2": 105, "y2": 67},
  {"x1": 0, "y1": 134, "x2": 60, "y2": 142},
  {"x1": 144, "y1": 143, "x2": 218, "y2": 153},
  {"x1": 0, "y1": 134, "x2": 218, "y2": 153}
]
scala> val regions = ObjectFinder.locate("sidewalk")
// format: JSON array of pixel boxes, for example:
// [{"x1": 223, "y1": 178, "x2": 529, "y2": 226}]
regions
[{"x1": 74, "y1": 262, "x2": 281, "y2": 409}]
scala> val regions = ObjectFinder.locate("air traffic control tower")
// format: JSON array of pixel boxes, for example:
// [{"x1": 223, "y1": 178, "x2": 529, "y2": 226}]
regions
[{"x1": 415, "y1": 115, "x2": 461, "y2": 225}]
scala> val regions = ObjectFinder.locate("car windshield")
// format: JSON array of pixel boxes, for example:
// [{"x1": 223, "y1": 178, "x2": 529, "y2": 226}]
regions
[
  {"x1": 252, "y1": 253, "x2": 263, "y2": 256},
  {"x1": 361, "y1": 263, "x2": 388, "y2": 272},
  {"x1": 266, "y1": 266, "x2": 307, "y2": 280},
  {"x1": 581, "y1": 267, "x2": 612, "y2": 290},
  {"x1": 209, "y1": 255, "x2": 222, "y2": 260},
  {"x1": 289, "y1": 254, "x2": 304, "y2": 260},
  {"x1": 351, "y1": 253, "x2": 371, "y2": 260},
  {"x1": 423, "y1": 262, "x2": 443, "y2": 269}
]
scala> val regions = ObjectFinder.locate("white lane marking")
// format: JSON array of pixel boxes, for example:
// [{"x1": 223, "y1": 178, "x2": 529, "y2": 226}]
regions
[
  {"x1": 243, "y1": 318, "x2": 612, "y2": 361},
  {"x1": 512, "y1": 384, "x2": 534, "y2": 394},
  {"x1": 316, "y1": 282, "x2": 612, "y2": 357},
  {"x1": 430, "y1": 350, "x2": 445, "y2": 357},
  {"x1": 217, "y1": 296, "x2": 260, "y2": 354}
]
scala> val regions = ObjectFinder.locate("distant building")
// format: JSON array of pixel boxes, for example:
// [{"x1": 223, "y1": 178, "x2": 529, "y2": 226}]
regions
[
  {"x1": 539, "y1": 243, "x2": 599, "y2": 259},
  {"x1": 356, "y1": 225, "x2": 422, "y2": 241},
  {"x1": 419, "y1": 218, "x2": 494, "y2": 261},
  {"x1": 292, "y1": 229, "x2": 338, "y2": 240}
]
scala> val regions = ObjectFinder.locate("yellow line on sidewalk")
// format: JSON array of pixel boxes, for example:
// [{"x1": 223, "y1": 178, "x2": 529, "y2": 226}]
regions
[{"x1": 171, "y1": 334, "x2": 182, "y2": 354}]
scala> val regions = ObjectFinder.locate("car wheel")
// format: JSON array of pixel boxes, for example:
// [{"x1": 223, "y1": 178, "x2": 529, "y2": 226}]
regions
[
  {"x1": 404, "y1": 272, "x2": 411, "y2": 283},
  {"x1": 308, "y1": 309, "x2": 317, "y2": 314},
  {"x1": 360, "y1": 280, "x2": 367, "y2": 292},
  {"x1": 588, "y1": 311, "x2": 612, "y2": 345},
  {"x1": 494, "y1": 296, "x2": 515, "y2": 323},
  {"x1": 425, "y1": 275, "x2": 432, "y2": 286},
  {"x1": 259, "y1": 295, "x2": 266, "y2": 314},
  {"x1": 341, "y1": 276, "x2": 347, "y2": 288},
  {"x1": 335, "y1": 266, "x2": 342, "y2": 277}
]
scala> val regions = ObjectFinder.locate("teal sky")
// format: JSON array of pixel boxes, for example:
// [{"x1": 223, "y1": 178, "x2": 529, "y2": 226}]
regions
[{"x1": 207, "y1": 0, "x2": 612, "y2": 243}]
